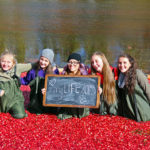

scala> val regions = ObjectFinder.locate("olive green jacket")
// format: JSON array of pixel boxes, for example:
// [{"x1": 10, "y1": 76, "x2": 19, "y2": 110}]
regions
[
  {"x1": 91, "y1": 86, "x2": 118, "y2": 116},
  {"x1": 117, "y1": 69, "x2": 150, "y2": 122},
  {"x1": 57, "y1": 107, "x2": 90, "y2": 120},
  {"x1": 0, "y1": 63, "x2": 34, "y2": 118}
]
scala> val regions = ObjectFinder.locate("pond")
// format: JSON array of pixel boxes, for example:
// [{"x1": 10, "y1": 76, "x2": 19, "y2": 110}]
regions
[{"x1": 0, "y1": 0, "x2": 150, "y2": 72}]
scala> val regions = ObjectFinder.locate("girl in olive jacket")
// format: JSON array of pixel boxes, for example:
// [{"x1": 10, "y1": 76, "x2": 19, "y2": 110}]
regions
[
  {"x1": 0, "y1": 50, "x2": 36, "y2": 119},
  {"x1": 117, "y1": 54, "x2": 150, "y2": 122}
]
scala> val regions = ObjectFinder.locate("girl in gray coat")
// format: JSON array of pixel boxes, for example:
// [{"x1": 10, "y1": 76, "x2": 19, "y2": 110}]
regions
[{"x1": 117, "y1": 54, "x2": 150, "y2": 122}]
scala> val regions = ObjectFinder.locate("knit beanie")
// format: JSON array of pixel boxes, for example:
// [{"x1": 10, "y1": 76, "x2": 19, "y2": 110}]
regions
[
  {"x1": 67, "y1": 53, "x2": 82, "y2": 62},
  {"x1": 41, "y1": 48, "x2": 54, "y2": 64}
]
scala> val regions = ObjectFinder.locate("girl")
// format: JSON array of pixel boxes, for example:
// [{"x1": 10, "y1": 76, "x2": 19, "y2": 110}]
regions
[
  {"x1": 0, "y1": 50, "x2": 36, "y2": 119},
  {"x1": 117, "y1": 54, "x2": 150, "y2": 122},
  {"x1": 21, "y1": 48, "x2": 59, "y2": 85},
  {"x1": 25, "y1": 48, "x2": 59, "y2": 114},
  {"x1": 89, "y1": 51, "x2": 117, "y2": 115},
  {"x1": 57, "y1": 53, "x2": 90, "y2": 120}
]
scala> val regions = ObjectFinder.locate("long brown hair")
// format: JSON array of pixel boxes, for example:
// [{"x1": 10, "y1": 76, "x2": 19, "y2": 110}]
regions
[
  {"x1": 117, "y1": 54, "x2": 137, "y2": 94},
  {"x1": 34, "y1": 59, "x2": 53, "y2": 75},
  {"x1": 91, "y1": 51, "x2": 116, "y2": 105}
]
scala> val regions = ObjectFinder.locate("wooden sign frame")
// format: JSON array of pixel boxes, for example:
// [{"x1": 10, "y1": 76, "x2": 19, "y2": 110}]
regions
[{"x1": 43, "y1": 75, "x2": 100, "y2": 108}]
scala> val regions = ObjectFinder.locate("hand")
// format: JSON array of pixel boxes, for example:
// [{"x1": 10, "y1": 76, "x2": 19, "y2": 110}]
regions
[
  {"x1": 98, "y1": 87, "x2": 102, "y2": 95},
  {"x1": 0, "y1": 90, "x2": 5, "y2": 97},
  {"x1": 53, "y1": 66, "x2": 57, "y2": 71},
  {"x1": 41, "y1": 88, "x2": 46, "y2": 95}
]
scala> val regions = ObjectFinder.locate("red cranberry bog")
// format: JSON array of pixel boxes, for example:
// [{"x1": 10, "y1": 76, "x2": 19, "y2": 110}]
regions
[
  {"x1": 0, "y1": 73, "x2": 150, "y2": 149},
  {"x1": 0, "y1": 111, "x2": 150, "y2": 149}
]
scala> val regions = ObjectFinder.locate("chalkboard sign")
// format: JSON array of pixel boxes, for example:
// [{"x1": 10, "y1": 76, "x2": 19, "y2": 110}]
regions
[{"x1": 43, "y1": 75, "x2": 100, "y2": 108}]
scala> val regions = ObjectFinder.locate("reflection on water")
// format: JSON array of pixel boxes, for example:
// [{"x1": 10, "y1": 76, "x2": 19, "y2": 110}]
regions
[{"x1": 0, "y1": 0, "x2": 150, "y2": 72}]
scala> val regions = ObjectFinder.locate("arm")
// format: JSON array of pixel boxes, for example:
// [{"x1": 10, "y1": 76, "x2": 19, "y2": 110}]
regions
[
  {"x1": 20, "y1": 69, "x2": 36, "y2": 85},
  {"x1": 16, "y1": 63, "x2": 38, "y2": 76},
  {"x1": 136, "y1": 69, "x2": 150, "y2": 101}
]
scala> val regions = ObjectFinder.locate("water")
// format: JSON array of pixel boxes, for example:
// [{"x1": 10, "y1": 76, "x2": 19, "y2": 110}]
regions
[{"x1": 0, "y1": 0, "x2": 150, "y2": 72}]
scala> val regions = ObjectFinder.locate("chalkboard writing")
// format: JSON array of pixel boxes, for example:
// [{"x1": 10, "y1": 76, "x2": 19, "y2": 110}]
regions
[{"x1": 43, "y1": 75, "x2": 100, "y2": 108}]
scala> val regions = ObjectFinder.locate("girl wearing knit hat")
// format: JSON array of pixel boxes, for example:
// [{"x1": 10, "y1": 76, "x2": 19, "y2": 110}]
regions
[
  {"x1": 21, "y1": 48, "x2": 59, "y2": 113},
  {"x1": 57, "y1": 53, "x2": 90, "y2": 120},
  {"x1": 61, "y1": 53, "x2": 88, "y2": 75},
  {"x1": 21, "y1": 48, "x2": 59, "y2": 85}
]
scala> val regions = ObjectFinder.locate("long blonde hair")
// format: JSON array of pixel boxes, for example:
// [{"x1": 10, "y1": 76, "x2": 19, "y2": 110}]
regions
[{"x1": 91, "y1": 51, "x2": 116, "y2": 105}]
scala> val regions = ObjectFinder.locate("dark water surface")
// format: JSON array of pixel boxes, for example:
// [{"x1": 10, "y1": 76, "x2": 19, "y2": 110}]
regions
[{"x1": 0, "y1": 0, "x2": 150, "y2": 72}]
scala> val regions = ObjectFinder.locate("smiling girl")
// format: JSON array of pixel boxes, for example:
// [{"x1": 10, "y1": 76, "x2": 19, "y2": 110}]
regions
[
  {"x1": 57, "y1": 53, "x2": 89, "y2": 120},
  {"x1": 0, "y1": 50, "x2": 36, "y2": 118},
  {"x1": 117, "y1": 54, "x2": 150, "y2": 122},
  {"x1": 21, "y1": 48, "x2": 59, "y2": 85},
  {"x1": 89, "y1": 51, "x2": 117, "y2": 115},
  {"x1": 22, "y1": 48, "x2": 59, "y2": 114}
]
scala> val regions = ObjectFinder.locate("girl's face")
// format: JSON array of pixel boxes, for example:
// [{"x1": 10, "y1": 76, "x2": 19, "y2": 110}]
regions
[
  {"x1": 0, "y1": 55, "x2": 15, "y2": 71},
  {"x1": 91, "y1": 55, "x2": 103, "y2": 73},
  {"x1": 39, "y1": 56, "x2": 50, "y2": 70},
  {"x1": 68, "y1": 59, "x2": 80, "y2": 73},
  {"x1": 118, "y1": 57, "x2": 131, "y2": 73}
]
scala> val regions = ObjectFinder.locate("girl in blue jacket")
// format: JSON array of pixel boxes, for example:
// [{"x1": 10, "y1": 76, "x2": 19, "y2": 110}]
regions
[
  {"x1": 21, "y1": 48, "x2": 59, "y2": 114},
  {"x1": 21, "y1": 48, "x2": 59, "y2": 85}
]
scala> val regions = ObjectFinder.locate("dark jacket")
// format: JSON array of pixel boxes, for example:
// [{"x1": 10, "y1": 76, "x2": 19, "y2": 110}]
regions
[{"x1": 27, "y1": 70, "x2": 59, "y2": 114}]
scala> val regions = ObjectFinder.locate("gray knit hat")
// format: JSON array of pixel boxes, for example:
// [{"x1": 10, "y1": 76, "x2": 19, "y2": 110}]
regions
[{"x1": 41, "y1": 48, "x2": 54, "y2": 64}]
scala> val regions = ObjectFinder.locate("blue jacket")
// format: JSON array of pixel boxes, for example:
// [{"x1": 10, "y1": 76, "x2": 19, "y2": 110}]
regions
[{"x1": 21, "y1": 68, "x2": 59, "y2": 85}]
